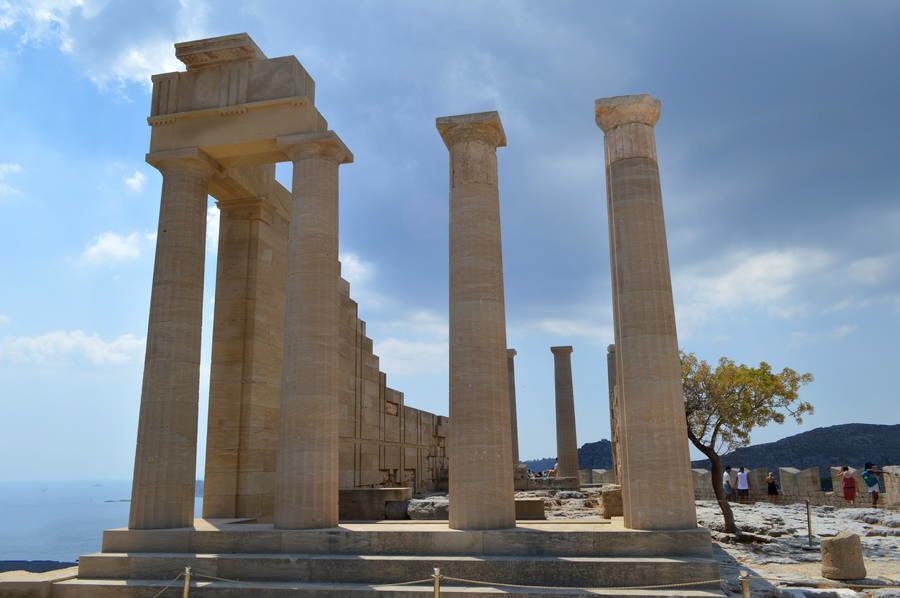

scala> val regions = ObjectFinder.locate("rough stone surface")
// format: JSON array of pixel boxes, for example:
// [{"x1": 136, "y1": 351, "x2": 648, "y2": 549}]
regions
[
  {"x1": 507, "y1": 348, "x2": 520, "y2": 466},
  {"x1": 338, "y1": 487, "x2": 412, "y2": 521},
  {"x1": 438, "y1": 110, "x2": 515, "y2": 530},
  {"x1": 551, "y1": 346, "x2": 579, "y2": 480},
  {"x1": 821, "y1": 532, "x2": 867, "y2": 580},
  {"x1": 407, "y1": 496, "x2": 450, "y2": 520},
  {"x1": 596, "y1": 93, "x2": 696, "y2": 531},
  {"x1": 515, "y1": 498, "x2": 547, "y2": 520},
  {"x1": 600, "y1": 485, "x2": 624, "y2": 518}
]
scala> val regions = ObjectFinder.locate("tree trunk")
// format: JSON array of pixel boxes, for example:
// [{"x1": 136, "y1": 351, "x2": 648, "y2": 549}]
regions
[{"x1": 688, "y1": 431, "x2": 738, "y2": 534}]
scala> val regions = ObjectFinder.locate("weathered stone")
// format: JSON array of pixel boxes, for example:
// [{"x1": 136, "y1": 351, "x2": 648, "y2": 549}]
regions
[
  {"x1": 437, "y1": 111, "x2": 515, "y2": 530},
  {"x1": 551, "y1": 346, "x2": 579, "y2": 480},
  {"x1": 338, "y1": 487, "x2": 412, "y2": 521},
  {"x1": 515, "y1": 498, "x2": 546, "y2": 520},
  {"x1": 779, "y1": 467, "x2": 821, "y2": 496},
  {"x1": 407, "y1": 496, "x2": 450, "y2": 520},
  {"x1": 821, "y1": 531, "x2": 867, "y2": 580},
  {"x1": 600, "y1": 485, "x2": 624, "y2": 518},
  {"x1": 596, "y1": 94, "x2": 697, "y2": 531},
  {"x1": 507, "y1": 348, "x2": 520, "y2": 465}
]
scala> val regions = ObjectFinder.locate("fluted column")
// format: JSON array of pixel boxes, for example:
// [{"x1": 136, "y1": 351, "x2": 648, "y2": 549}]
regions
[
  {"x1": 507, "y1": 348, "x2": 520, "y2": 466},
  {"x1": 606, "y1": 344, "x2": 620, "y2": 483},
  {"x1": 437, "y1": 111, "x2": 515, "y2": 530},
  {"x1": 551, "y1": 346, "x2": 579, "y2": 479},
  {"x1": 274, "y1": 131, "x2": 352, "y2": 529},
  {"x1": 130, "y1": 148, "x2": 216, "y2": 529},
  {"x1": 595, "y1": 94, "x2": 697, "y2": 530}
]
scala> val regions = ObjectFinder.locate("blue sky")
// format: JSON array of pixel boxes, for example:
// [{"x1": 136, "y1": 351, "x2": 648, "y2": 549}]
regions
[{"x1": 1, "y1": 1, "x2": 898, "y2": 481}]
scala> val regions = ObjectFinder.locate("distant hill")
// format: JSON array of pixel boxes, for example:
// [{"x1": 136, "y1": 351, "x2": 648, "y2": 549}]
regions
[{"x1": 524, "y1": 424, "x2": 900, "y2": 478}]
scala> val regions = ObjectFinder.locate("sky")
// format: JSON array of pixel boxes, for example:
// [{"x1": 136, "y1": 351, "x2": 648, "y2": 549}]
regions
[{"x1": 0, "y1": 1, "x2": 898, "y2": 481}]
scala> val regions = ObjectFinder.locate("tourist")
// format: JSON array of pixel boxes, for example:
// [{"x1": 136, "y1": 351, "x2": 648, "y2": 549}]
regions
[
  {"x1": 723, "y1": 466, "x2": 735, "y2": 501},
  {"x1": 841, "y1": 466, "x2": 857, "y2": 504},
  {"x1": 736, "y1": 467, "x2": 750, "y2": 503},
  {"x1": 862, "y1": 462, "x2": 882, "y2": 508},
  {"x1": 765, "y1": 472, "x2": 779, "y2": 504}
]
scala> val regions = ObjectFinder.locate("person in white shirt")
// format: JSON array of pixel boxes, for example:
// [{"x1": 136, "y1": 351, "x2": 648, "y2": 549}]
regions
[{"x1": 736, "y1": 466, "x2": 750, "y2": 503}]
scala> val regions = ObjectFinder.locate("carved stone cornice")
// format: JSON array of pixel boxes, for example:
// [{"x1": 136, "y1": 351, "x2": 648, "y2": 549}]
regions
[
  {"x1": 145, "y1": 147, "x2": 219, "y2": 177},
  {"x1": 594, "y1": 94, "x2": 661, "y2": 132},
  {"x1": 276, "y1": 131, "x2": 354, "y2": 164},
  {"x1": 436, "y1": 111, "x2": 506, "y2": 149}
]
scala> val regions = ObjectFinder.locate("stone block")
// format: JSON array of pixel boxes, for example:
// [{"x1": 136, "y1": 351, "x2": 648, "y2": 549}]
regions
[
  {"x1": 339, "y1": 487, "x2": 412, "y2": 521},
  {"x1": 600, "y1": 485, "x2": 624, "y2": 518},
  {"x1": 0, "y1": 566, "x2": 78, "y2": 597},
  {"x1": 779, "y1": 466, "x2": 821, "y2": 496},
  {"x1": 883, "y1": 465, "x2": 900, "y2": 507},
  {"x1": 515, "y1": 498, "x2": 546, "y2": 520},
  {"x1": 821, "y1": 532, "x2": 866, "y2": 580}
]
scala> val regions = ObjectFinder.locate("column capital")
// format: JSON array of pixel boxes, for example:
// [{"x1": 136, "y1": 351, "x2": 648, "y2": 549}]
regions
[
  {"x1": 551, "y1": 345, "x2": 574, "y2": 356},
  {"x1": 436, "y1": 111, "x2": 506, "y2": 149},
  {"x1": 146, "y1": 147, "x2": 219, "y2": 177},
  {"x1": 215, "y1": 196, "x2": 274, "y2": 224},
  {"x1": 607, "y1": 343, "x2": 616, "y2": 354},
  {"x1": 276, "y1": 131, "x2": 353, "y2": 164},
  {"x1": 507, "y1": 348, "x2": 517, "y2": 358},
  {"x1": 594, "y1": 94, "x2": 660, "y2": 132}
]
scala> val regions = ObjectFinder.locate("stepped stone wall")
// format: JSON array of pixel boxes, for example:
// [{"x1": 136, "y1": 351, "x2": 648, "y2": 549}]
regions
[{"x1": 337, "y1": 278, "x2": 448, "y2": 492}]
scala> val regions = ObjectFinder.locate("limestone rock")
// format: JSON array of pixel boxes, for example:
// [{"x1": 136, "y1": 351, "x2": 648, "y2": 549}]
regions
[
  {"x1": 600, "y1": 485, "x2": 623, "y2": 518},
  {"x1": 821, "y1": 531, "x2": 866, "y2": 580},
  {"x1": 407, "y1": 496, "x2": 449, "y2": 520}
]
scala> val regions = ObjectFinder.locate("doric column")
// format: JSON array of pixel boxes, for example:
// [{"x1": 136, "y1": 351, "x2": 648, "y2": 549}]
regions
[
  {"x1": 507, "y1": 348, "x2": 520, "y2": 466},
  {"x1": 437, "y1": 111, "x2": 515, "y2": 530},
  {"x1": 551, "y1": 346, "x2": 579, "y2": 479},
  {"x1": 606, "y1": 344, "x2": 620, "y2": 483},
  {"x1": 595, "y1": 94, "x2": 697, "y2": 530},
  {"x1": 203, "y1": 194, "x2": 288, "y2": 521},
  {"x1": 130, "y1": 148, "x2": 216, "y2": 529},
  {"x1": 274, "y1": 131, "x2": 352, "y2": 529}
]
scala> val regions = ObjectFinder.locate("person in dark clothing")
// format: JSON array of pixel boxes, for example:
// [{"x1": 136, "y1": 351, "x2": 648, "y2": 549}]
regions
[{"x1": 765, "y1": 471, "x2": 779, "y2": 503}]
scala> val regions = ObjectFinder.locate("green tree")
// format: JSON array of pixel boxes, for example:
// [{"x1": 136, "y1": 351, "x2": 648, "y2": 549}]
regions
[{"x1": 682, "y1": 352, "x2": 813, "y2": 534}]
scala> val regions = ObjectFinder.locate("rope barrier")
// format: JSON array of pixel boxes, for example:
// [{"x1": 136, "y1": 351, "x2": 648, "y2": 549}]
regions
[
  {"x1": 163, "y1": 566, "x2": 900, "y2": 593},
  {"x1": 149, "y1": 571, "x2": 183, "y2": 598}
]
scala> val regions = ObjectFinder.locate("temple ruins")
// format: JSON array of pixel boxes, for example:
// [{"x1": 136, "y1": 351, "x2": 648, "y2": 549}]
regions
[{"x1": 47, "y1": 34, "x2": 720, "y2": 597}]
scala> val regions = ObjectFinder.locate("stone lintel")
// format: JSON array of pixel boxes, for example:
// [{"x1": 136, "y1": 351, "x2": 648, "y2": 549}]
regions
[
  {"x1": 436, "y1": 111, "x2": 506, "y2": 149},
  {"x1": 276, "y1": 131, "x2": 353, "y2": 164},
  {"x1": 594, "y1": 94, "x2": 661, "y2": 132},
  {"x1": 550, "y1": 345, "x2": 574, "y2": 355},
  {"x1": 145, "y1": 147, "x2": 220, "y2": 175},
  {"x1": 507, "y1": 348, "x2": 517, "y2": 358},
  {"x1": 175, "y1": 33, "x2": 267, "y2": 71}
]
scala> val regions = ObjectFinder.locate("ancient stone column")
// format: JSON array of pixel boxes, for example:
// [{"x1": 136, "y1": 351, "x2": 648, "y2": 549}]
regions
[
  {"x1": 606, "y1": 344, "x2": 620, "y2": 483},
  {"x1": 551, "y1": 346, "x2": 579, "y2": 479},
  {"x1": 595, "y1": 94, "x2": 697, "y2": 530},
  {"x1": 130, "y1": 148, "x2": 216, "y2": 529},
  {"x1": 203, "y1": 190, "x2": 288, "y2": 521},
  {"x1": 507, "y1": 348, "x2": 520, "y2": 466},
  {"x1": 274, "y1": 131, "x2": 352, "y2": 529},
  {"x1": 437, "y1": 111, "x2": 515, "y2": 530}
]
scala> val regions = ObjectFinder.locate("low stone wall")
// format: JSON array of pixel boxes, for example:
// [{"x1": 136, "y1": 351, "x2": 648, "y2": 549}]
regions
[
  {"x1": 579, "y1": 468, "x2": 617, "y2": 485},
  {"x1": 691, "y1": 463, "x2": 900, "y2": 510}
]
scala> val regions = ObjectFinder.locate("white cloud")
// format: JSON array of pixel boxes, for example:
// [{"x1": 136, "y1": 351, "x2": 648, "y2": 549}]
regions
[
  {"x1": 124, "y1": 169, "x2": 146, "y2": 192},
  {"x1": 847, "y1": 254, "x2": 894, "y2": 285},
  {"x1": 340, "y1": 252, "x2": 375, "y2": 286},
  {"x1": 674, "y1": 248, "x2": 835, "y2": 334},
  {"x1": 0, "y1": 162, "x2": 23, "y2": 197},
  {"x1": 534, "y1": 318, "x2": 612, "y2": 340},
  {"x1": 375, "y1": 337, "x2": 447, "y2": 376},
  {"x1": 80, "y1": 231, "x2": 142, "y2": 264},
  {"x1": 0, "y1": 314, "x2": 9, "y2": 326},
  {"x1": 0, "y1": 330, "x2": 145, "y2": 365},
  {"x1": 385, "y1": 310, "x2": 448, "y2": 338},
  {"x1": 831, "y1": 324, "x2": 857, "y2": 338},
  {"x1": 206, "y1": 205, "x2": 219, "y2": 253},
  {"x1": 0, "y1": 0, "x2": 209, "y2": 92}
]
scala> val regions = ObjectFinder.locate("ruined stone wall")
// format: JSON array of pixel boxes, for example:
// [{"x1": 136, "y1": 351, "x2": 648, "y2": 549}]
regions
[{"x1": 337, "y1": 278, "x2": 448, "y2": 494}]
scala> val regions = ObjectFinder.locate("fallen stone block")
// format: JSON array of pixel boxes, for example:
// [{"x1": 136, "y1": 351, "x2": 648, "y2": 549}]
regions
[{"x1": 821, "y1": 531, "x2": 866, "y2": 580}]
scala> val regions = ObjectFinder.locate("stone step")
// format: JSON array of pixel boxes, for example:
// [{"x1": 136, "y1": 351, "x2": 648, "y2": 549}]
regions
[
  {"x1": 77, "y1": 552, "x2": 720, "y2": 588},
  {"x1": 101, "y1": 522, "x2": 714, "y2": 558},
  {"x1": 55, "y1": 578, "x2": 727, "y2": 598}
]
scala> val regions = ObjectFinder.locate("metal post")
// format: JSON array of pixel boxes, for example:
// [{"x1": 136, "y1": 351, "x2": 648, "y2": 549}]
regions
[
  {"x1": 183, "y1": 566, "x2": 191, "y2": 598},
  {"x1": 740, "y1": 571, "x2": 750, "y2": 598},
  {"x1": 433, "y1": 567, "x2": 441, "y2": 598},
  {"x1": 806, "y1": 499, "x2": 813, "y2": 546}
]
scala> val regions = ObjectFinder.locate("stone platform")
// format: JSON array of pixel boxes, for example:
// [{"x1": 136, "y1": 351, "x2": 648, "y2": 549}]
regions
[{"x1": 52, "y1": 519, "x2": 723, "y2": 597}]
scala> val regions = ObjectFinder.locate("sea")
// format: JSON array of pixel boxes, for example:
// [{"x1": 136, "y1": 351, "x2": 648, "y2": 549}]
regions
[{"x1": 0, "y1": 480, "x2": 202, "y2": 564}]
